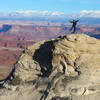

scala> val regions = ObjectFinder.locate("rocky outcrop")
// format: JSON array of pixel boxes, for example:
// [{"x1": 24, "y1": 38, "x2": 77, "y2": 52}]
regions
[
  {"x1": 50, "y1": 34, "x2": 100, "y2": 99},
  {"x1": 1, "y1": 34, "x2": 100, "y2": 100}
]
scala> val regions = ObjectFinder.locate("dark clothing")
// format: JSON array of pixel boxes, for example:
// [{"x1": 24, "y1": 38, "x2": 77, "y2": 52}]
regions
[{"x1": 70, "y1": 20, "x2": 79, "y2": 33}]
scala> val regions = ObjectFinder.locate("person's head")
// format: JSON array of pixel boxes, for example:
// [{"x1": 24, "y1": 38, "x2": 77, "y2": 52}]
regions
[{"x1": 73, "y1": 19, "x2": 75, "y2": 21}]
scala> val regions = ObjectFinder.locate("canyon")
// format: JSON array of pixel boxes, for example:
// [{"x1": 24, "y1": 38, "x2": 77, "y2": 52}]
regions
[{"x1": 0, "y1": 21, "x2": 100, "y2": 80}]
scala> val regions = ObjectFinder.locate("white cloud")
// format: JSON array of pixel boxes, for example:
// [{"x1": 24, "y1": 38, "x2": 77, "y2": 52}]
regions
[
  {"x1": 0, "y1": 10, "x2": 100, "y2": 19},
  {"x1": 79, "y1": 10, "x2": 100, "y2": 18},
  {"x1": 9, "y1": 10, "x2": 64, "y2": 17}
]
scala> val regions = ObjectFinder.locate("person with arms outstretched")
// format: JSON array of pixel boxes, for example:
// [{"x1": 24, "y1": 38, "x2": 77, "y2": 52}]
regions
[{"x1": 70, "y1": 19, "x2": 79, "y2": 33}]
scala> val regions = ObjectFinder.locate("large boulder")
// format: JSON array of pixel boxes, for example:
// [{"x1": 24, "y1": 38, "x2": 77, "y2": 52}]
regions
[{"x1": 1, "y1": 34, "x2": 100, "y2": 100}]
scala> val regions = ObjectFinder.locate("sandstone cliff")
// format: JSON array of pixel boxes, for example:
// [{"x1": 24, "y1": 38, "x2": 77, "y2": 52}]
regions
[{"x1": 0, "y1": 34, "x2": 100, "y2": 100}]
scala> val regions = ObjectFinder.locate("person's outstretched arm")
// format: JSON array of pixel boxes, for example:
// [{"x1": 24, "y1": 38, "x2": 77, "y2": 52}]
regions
[{"x1": 76, "y1": 20, "x2": 79, "y2": 22}]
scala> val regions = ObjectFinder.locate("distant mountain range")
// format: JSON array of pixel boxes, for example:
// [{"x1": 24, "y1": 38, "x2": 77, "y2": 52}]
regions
[{"x1": 0, "y1": 10, "x2": 100, "y2": 24}]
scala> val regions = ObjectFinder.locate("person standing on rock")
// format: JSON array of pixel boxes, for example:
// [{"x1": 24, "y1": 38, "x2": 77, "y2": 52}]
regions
[{"x1": 70, "y1": 19, "x2": 79, "y2": 33}]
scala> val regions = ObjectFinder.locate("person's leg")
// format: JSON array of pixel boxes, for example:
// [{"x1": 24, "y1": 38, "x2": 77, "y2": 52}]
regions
[
  {"x1": 73, "y1": 26, "x2": 76, "y2": 33},
  {"x1": 70, "y1": 26, "x2": 73, "y2": 31}
]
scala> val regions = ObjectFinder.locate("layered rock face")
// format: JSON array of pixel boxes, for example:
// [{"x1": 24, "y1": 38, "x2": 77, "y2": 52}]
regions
[{"x1": 1, "y1": 34, "x2": 100, "y2": 100}]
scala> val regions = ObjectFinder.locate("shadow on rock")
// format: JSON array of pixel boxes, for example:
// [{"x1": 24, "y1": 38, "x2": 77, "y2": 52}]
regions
[
  {"x1": 52, "y1": 97, "x2": 72, "y2": 100},
  {"x1": 0, "y1": 24, "x2": 12, "y2": 32},
  {"x1": 33, "y1": 41, "x2": 55, "y2": 77}
]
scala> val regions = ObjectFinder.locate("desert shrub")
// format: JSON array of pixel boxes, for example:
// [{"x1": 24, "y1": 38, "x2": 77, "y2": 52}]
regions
[{"x1": 10, "y1": 76, "x2": 22, "y2": 86}]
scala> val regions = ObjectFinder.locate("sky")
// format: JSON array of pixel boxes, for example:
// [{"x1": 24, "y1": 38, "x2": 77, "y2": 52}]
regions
[{"x1": 0, "y1": 0, "x2": 100, "y2": 14}]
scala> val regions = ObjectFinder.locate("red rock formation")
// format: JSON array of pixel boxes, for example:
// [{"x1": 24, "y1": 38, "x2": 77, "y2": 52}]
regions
[
  {"x1": 79, "y1": 27, "x2": 96, "y2": 32},
  {"x1": 0, "y1": 48, "x2": 22, "y2": 80},
  {"x1": 0, "y1": 23, "x2": 100, "y2": 80}
]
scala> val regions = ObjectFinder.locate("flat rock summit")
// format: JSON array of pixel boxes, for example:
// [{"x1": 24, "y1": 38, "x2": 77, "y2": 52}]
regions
[{"x1": 0, "y1": 34, "x2": 100, "y2": 100}]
